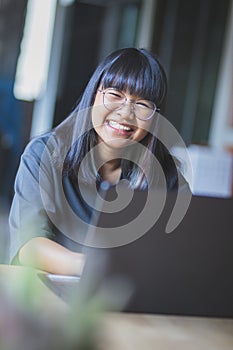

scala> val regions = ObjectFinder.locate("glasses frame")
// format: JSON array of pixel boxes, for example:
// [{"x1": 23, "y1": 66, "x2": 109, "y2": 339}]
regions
[{"x1": 98, "y1": 88, "x2": 159, "y2": 121}]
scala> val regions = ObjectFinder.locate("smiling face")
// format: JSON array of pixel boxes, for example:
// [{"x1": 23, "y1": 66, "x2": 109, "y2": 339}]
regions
[{"x1": 92, "y1": 87, "x2": 153, "y2": 150}]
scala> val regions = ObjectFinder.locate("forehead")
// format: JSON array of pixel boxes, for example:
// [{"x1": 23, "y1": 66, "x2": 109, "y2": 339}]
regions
[
  {"x1": 103, "y1": 86, "x2": 149, "y2": 100},
  {"x1": 101, "y1": 77, "x2": 153, "y2": 101},
  {"x1": 100, "y1": 63, "x2": 156, "y2": 101}
]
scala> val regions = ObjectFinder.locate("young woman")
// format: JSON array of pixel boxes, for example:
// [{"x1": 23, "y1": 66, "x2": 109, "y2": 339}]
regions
[{"x1": 9, "y1": 47, "x2": 186, "y2": 275}]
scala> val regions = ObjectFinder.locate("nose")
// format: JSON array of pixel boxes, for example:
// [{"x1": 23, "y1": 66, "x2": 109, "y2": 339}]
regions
[{"x1": 117, "y1": 101, "x2": 135, "y2": 119}]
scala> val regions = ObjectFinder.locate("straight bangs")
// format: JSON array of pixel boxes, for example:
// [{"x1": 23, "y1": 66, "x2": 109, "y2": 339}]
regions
[{"x1": 100, "y1": 50, "x2": 166, "y2": 106}]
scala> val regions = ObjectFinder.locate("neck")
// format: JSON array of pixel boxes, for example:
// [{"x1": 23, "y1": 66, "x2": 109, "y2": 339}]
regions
[
  {"x1": 95, "y1": 141, "x2": 123, "y2": 166},
  {"x1": 95, "y1": 142, "x2": 123, "y2": 184}
]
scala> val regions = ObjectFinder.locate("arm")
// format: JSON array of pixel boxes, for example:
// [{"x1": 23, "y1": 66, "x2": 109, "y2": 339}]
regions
[
  {"x1": 9, "y1": 135, "x2": 85, "y2": 275},
  {"x1": 19, "y1": 237, "x2": 85, "y2": 276}
]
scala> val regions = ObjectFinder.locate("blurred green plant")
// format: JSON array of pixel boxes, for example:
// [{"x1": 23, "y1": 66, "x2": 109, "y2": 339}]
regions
[{"x1": 0, "y1": 265, "x2": 132, "y2": 350}]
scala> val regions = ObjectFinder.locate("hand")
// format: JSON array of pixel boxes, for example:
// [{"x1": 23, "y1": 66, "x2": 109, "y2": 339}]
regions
[{"x1": 19, "y1": 237, "x2": 85, "y2": 276}]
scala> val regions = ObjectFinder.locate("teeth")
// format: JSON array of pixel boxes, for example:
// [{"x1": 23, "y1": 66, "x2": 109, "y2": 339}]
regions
[{"x1": 109, "y1": 120, "x2": 132, "y2": 131}]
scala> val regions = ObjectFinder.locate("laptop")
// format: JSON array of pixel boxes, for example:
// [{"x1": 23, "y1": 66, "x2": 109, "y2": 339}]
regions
[{"x1": 40, "y1": 187, "x2": 233, "y2": 318}]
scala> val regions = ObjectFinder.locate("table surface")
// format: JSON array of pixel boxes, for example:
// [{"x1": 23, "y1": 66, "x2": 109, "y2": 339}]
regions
[{"x1": 0, "y1": 264, "x2": 233, "y2": 350}]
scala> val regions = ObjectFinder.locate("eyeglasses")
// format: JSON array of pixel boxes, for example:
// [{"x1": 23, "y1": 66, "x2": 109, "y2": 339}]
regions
[{"x1": 98, "y1": 88, "x2": 158, "y2": 121}]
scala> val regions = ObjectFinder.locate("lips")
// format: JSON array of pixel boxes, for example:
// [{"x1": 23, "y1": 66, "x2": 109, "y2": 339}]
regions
[{"x1": 106, "y1": 120, "x2": 134, "y2": 133}]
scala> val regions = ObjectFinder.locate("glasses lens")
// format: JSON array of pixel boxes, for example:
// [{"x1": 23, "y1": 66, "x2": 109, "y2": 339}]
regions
[
  {"x1": 103, "y1": 89, "x2": 125, "y2": 111},
  {"x1": 134, "y1": 100, "x2": 156, "y2": 120},
  {"x1": 102, "y1": 89, "x2": 156, "y2": 120}
]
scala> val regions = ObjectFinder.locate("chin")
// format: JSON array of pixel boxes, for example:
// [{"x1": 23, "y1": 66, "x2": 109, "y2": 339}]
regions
[{"x1": 104, "y1": 137, "x2": 135, "y2": 149}]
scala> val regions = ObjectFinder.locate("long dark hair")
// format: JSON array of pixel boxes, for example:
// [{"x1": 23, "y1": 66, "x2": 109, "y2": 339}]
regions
[{"x1": 56, "y1": 47, "x2": 178, "y2": 190}]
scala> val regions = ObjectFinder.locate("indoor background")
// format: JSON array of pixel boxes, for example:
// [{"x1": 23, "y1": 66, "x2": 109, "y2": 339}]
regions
[{"x1": 1, "y1": 0, "x2": 233, "y2": 262}]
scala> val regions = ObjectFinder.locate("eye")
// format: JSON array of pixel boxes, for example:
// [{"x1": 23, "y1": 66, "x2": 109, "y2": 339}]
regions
[
  {"x1": 136, "y1": 100, "x2": 154, "y2": 109},
  {"x1": 106, "y1": 90, "x2": 124, "y2": 100}
]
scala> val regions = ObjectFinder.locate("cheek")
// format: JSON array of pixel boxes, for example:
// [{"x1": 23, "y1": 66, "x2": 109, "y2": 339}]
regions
[
  {"x1": 91, "y1": 103, "x2": 107, "y2": 130},
  {"x1": 136, "y1": 129, "x2": 149, "y2": 142},
  {"x1": 136, "y1": 120, "x2": 153, "y2": 141},
  {"x1": 92, "y1": 92, "x2": 103, "y2": 120}
]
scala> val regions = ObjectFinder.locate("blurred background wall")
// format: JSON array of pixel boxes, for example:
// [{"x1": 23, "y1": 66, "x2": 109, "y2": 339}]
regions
[{"x1": 0, "y1": 0, "x2": 233, "y2": 261}]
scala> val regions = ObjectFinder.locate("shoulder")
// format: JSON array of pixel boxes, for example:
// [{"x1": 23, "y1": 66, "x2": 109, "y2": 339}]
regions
[
  {"x1": 16, "y1": 131, "x2": 60, "y2": 182},
  {"x1": 23, "y1": 131, "x2": 57, "y2": 159}
]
